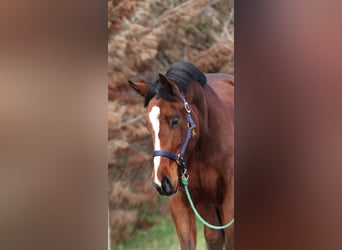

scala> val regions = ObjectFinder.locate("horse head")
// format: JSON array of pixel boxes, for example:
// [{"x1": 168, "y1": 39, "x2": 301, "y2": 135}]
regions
[{"x1": 129, "y1": 73, "x2": 199, "y2": 196}]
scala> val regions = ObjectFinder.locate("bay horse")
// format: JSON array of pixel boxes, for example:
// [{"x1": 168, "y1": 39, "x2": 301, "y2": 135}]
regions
[{"x1": 128, "y1": 62, "x2": 234, "y2": 250}]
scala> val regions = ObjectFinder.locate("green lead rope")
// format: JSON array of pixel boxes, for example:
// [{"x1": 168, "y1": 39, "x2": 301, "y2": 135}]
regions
[{"x1": 182, "y1": 177, "x2": 234, "y2": 230}]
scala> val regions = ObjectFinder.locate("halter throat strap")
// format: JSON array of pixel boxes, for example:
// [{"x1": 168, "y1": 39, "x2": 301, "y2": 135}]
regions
[{"x1": 152, "y1": 92, "x2": 196, "y2": 178}]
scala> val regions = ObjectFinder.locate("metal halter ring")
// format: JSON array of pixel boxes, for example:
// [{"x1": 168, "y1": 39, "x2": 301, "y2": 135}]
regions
[
  {"x1": 184, "y1": 102, "x2": 191, "y2": 113},
  {"x1": 176, "y1": 154, "x2": 184, "y2": 166}
]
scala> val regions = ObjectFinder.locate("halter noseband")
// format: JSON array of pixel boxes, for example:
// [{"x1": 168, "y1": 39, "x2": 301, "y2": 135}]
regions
[{"x1": 152, "y1": 92, "x2": 196, "y2": 179}]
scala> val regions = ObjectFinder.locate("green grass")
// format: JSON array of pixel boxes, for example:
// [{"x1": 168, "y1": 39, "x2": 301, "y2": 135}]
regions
[{"x1": 114, "y1": 213, "x2": 207, "y2": 250}]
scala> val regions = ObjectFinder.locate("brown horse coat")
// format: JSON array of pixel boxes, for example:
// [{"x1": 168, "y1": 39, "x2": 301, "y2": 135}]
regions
[{"x1": 129, "y1": 62, "x2": 234, "y2": 250}]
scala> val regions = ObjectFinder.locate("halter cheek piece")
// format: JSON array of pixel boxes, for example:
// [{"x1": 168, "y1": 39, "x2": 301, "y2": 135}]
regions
[{"x1": 152, "y1": 92, "x2": 196, "y2": 179}]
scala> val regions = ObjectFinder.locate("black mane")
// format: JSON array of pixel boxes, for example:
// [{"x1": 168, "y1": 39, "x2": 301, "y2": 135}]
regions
[{"x1": 144, "y1": 61, "x2": 207, "y2": 107}]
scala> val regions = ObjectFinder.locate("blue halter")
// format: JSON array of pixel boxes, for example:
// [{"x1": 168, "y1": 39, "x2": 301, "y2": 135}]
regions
[{"x1": 152, "y1": 92, "x2": 196, "y2": 179}]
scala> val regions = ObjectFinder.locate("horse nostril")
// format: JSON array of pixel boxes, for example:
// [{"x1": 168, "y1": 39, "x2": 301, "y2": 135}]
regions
[{"x1": 161, "y1": 176, "x2": 172, "y2": 193}]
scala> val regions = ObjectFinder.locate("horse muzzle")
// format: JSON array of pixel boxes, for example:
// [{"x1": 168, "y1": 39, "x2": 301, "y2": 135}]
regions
[{"x1": 152, "y1": 176, "x2": 178, "y2": 196}]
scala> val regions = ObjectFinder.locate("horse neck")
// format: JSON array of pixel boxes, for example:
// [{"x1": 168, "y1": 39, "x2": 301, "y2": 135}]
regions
[{"x1": 190, "y1": 84, "x2": 228, "y2": 156}]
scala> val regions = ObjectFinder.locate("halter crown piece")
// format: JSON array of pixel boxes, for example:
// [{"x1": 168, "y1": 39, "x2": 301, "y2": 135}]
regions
[{"x1": 152, "y1": 92, "x2": 196, "y2": 179}]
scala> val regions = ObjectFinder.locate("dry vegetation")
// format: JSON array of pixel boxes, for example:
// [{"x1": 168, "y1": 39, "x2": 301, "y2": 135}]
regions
[{"x1": 108, "y1": 0, "x2": 234, "y2": 246}]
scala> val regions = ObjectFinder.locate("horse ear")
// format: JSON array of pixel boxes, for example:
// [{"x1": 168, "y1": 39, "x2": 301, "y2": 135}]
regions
[
  {"x1": 128, "y1": 80, "x2": 149, "y2": 97},
  {"x1": 158, "y1": 73, "x2": 176, "y2": 96}
]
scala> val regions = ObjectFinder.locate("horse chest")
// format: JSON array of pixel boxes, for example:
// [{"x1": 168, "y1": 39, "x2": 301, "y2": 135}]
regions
[{"x1": 186, "y1": 164, "x2": 227, "y2": 204}]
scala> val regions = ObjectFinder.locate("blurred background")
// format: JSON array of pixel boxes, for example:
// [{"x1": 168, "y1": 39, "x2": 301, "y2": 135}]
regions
[{"x1": 108, "y1": 0, "x2": 233, "y2": 249}]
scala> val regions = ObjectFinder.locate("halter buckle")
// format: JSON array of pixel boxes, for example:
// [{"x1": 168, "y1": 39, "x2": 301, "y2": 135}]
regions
[{"x1": 184, "y1": 102, "x2": 191, "y2": 113}]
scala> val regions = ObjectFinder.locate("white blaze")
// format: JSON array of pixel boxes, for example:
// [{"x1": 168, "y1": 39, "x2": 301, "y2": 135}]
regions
[{"x1": 149, "y1": 105, "x2": 162, "y2": 187}]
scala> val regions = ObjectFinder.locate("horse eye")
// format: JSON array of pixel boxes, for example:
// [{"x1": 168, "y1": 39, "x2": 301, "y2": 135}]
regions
[{"x1": 170, "y1": 117, "x2": 180, "y2": 128}]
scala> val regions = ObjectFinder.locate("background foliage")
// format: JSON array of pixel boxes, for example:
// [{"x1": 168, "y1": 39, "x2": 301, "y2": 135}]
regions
[{"x1": 108, "y1": 0, "x2": 233, "y2": 248}]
